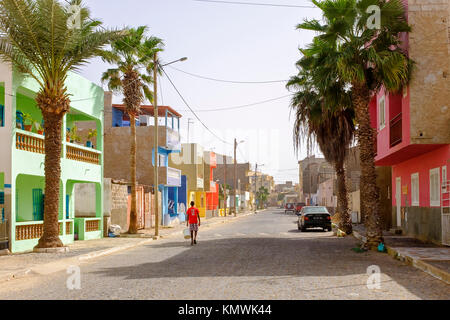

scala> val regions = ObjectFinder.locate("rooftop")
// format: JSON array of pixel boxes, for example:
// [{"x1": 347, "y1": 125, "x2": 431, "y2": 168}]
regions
[{"x1": 112, "y1": 105, "x2": 182, "y2": 118}]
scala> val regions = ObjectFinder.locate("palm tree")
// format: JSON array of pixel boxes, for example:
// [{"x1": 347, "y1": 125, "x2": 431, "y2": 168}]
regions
[
  {"x1": 288, "y1": 65, "x2": 355, "y2": 234},
  {"x1": 100, "y1": 26, "x2": 163, "y2": 234},
  {"x1": 0, "y1": 0, "x2": 123, "y2": 249},
  {"x1": 297, "y1": 0, "x2": 413, "y2": 248}
]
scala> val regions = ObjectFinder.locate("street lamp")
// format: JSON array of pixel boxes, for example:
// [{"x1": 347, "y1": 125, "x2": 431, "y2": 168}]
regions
[
  {"x1": 153, "y1": 55, "x2": 187, "y2": 238},
  {"x1": 233, "y1": 139, "x2": 245, "y2": 216},
  {"x1": 161, "y1": 57, "x2": 188, "y2": 67}
]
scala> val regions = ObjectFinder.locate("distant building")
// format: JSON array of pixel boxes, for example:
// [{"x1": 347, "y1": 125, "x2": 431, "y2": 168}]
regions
[{"x1": 298, "y1": 156, "x2": 334, "y2": 205}]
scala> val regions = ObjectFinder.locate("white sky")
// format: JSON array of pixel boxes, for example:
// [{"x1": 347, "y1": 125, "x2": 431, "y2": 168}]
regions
[{"x1": 79, "y1": 0, "x2": 324, "y2": 184}]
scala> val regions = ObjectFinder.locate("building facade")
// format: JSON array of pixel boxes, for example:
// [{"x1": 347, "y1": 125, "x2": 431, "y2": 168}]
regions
[
  {"x1": 298, "y1": 156, "x2": 334, "y2": 205},
  {"x1": 169, "y1": 143, "x2": 207, "y2": 217},
  {"x1": 203, "y1": 151, "x2": 219, "y2": 217},
  {"x1": 0, "y1": 62, "x2": 104, "y2": 253},
  {"x1": 371, "y1": 0, "x2": 450, "y2": 244},
  {"x1": 104, "y1": 98, "x2": 183, "y2": 226}
]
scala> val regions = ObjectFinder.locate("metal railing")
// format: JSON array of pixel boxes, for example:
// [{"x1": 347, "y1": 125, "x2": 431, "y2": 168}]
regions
[{"x1": 390, "y1": 113, "x2": 402, "y2": 147}]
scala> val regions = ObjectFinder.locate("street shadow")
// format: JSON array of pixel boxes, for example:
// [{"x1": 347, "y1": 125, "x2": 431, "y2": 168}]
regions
[{"x1": 90, "y1": 236, "x2": 449, "y2": 299}]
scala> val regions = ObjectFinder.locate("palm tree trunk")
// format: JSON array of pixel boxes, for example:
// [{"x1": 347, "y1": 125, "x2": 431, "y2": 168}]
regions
[
  {"x1": 352, "y1": 83, "x2": 383, "y2": 249},
  {"x1": 335, "y1": 160, "x2": 352, "y2": 234},
  {"x1": 128, "y1": 112, "x2": 138, "y2": 234},
  {"x1": 36, "y1": 112, "x2": 64, "y2": 249}
]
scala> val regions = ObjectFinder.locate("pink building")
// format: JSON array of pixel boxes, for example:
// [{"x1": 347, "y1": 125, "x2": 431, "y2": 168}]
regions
[{"x1": 370, "y1": 1, "x2": 450, "y2": 245}]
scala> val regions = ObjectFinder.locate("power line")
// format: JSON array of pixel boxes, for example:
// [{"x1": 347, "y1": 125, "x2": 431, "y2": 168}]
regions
[
  {"x1": 161, "y1": 67, "x2": 233, "y2": 146},
  {"x1": 193, "y1": 0, "x2": 316, "y2": 8},
  {"x1": 176, "y1": 94, "x2": 292, "y2": 112},
  {"x1": 168, "y1": 65, "x2": 289, "y2": 84}
]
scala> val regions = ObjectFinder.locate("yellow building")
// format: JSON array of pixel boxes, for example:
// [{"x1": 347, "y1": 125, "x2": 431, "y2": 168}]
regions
[{"x1": 169, "y1": 143, "x2": 206, "y2": 217}]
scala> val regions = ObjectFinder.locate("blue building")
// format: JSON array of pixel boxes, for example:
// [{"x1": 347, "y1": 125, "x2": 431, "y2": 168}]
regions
[{"x1": 105, "y1": 102, "x2": 183, "y2": 227}]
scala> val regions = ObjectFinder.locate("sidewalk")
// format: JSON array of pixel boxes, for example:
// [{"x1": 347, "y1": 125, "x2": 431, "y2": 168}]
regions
[
  {"x1": 0, "y1": 210, "x2": 258, "y2": 284},
  {"x1": 352, "y1": 224, "x2": 450, "y2": 284}
]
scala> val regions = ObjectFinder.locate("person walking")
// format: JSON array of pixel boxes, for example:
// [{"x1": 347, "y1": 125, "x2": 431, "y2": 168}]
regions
[{"x1": 186, "y1": 201, "x2": 201, "y2": 246}]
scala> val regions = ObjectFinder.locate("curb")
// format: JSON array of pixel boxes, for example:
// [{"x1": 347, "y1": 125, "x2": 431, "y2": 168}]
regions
[
  {"x1": 0, "y1": 211, "x2": 258, "y2": 284},
  {"x1": 352, "y1": 230, "x2": 450, "y2": 284}
]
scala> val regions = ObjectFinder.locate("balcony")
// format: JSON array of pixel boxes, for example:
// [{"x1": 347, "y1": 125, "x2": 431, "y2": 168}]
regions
[
  {"x1": 15, "y1": 129, "x2": 101, "y2": 165},
  {"x1": 158, "y1": 126, "x2": 181, "y2": 151},
  {"x1": 390, "y1": 113, "x2": 402, "y2": 147},
  {"x1": 158, "y1": 166, "x2": 181, "y2": 187},
  {"x1": 66, "y1": 142, "x2": 101, "y2": 165}
]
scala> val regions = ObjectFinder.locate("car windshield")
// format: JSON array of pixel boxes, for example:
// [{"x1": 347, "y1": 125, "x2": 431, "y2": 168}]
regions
[{"x1": 302, "y1": 207, "x2": 329, "y2": 214}]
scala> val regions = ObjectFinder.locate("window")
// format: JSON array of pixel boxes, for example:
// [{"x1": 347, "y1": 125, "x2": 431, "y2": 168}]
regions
[
  {"x1": 378, "y1": 95, "x2": 386, "y2": 130},
  {"x1": 429, "y1": 168, "x2": 440, "y2": 207},
  {"x1": 411, "y1": 173, "x2": 419, "y2": 206},
  {"x1": 443, "y1": 166, "x2": 448, "y2": 193}
]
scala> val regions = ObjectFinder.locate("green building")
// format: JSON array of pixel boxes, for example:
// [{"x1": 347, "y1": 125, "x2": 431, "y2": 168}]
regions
[{"x1": 0, "y1": 62, "x2": 104, "y2": 253}]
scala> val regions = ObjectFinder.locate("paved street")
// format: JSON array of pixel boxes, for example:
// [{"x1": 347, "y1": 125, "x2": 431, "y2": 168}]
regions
[{"x1": 0, "y1": 209, "x2": 448, "y2": 300}]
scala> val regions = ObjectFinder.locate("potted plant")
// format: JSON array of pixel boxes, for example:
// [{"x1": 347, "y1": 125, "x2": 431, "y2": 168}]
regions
[
  {"x1": 69, "y1": 126, "x2": 81, "y2": 144},
  {"x1": 86, "y1": 129, "x2": 97, "y2": 148},
  {"x1": 66, "y1": 129, "x2": 70, "y2": 142},
  {"x1": 34, "y1": 121, "x2": 44, "y2": 135},
  {"x1": 22, "y1": 113, "x2": 33, "y2": 131}
]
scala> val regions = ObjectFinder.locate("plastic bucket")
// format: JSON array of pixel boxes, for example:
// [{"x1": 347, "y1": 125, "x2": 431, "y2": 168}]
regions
[{"x1": 183, "y1": 228, "x2": 191, "y2": 239}]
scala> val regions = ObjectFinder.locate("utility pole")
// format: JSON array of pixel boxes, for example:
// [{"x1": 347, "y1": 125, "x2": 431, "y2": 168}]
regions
[
  {"x1": 187, "y1": 118, "x2": 194, "y2": 144},
  {"x1": 224, "y1": 155, "x2": 227, "y2": 217},
  {"x1": 233, "y1": 138, "x2": 237, "y2": 217},
  {"x1": 153, "y1": 52, "x2": 160, "y2": 238},
  {"x1": 254, "y1": 163, "x2": 258, "y2": 213}
]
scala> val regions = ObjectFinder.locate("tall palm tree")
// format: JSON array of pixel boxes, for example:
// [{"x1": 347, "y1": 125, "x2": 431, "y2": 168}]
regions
[
  {"x1": 288, "y1": 65, "x2": 355, "y2": 234},
  {"x1": 297, "y1": 0, "x2": 413, "y2": 248},
  {"x1": 0, "y1": 0, "x2": 123, "y2": 249},
  {"x1": 100, "y1": 26, "x2": 163, "y2": 234}
]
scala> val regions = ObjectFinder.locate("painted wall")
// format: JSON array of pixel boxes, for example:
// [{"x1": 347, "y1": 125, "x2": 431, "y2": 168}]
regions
[
  {"x1": 374, "y1": 88, "x2": 411, "y2": 162},
  {"x1": 0, "y1": 62, "x2": 105, "y2": 252},
  {"x1": 392, "y1": 145, "x2": 449, "y2": 208},
  {"x1": 373, "y1": 1, "x2": 449, "y2": 165}
]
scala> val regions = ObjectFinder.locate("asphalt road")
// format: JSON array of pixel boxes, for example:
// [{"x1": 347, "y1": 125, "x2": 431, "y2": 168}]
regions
[{"x1": 1, "y1": 209, "x2": 449, "y2": 300}]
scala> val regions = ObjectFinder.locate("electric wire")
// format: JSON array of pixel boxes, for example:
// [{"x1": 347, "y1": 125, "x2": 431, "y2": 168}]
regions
[
  {"x1": 161, "y1": 67, "x2": 233, "y2": 146},
  {"x1": 168, "y1": 65, "x2": 289, "y2": 84}
]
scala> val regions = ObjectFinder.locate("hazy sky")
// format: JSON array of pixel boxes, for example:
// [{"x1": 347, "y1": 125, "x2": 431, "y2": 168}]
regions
[{"x1": 80, "y1": 0, "x2": 324, "y2": 184}]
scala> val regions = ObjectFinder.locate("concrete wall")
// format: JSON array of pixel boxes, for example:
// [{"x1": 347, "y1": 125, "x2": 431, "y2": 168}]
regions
[
  {"x1": 408, "y1": 0, "x2": 450, "y2": 145},
  {"x1": 393, "y1": 206, "x2": 442, "y2": 244},
  {"x1": 74, "y1": 179, "x2": 111, "y2": 218},
  {"x1": 376, "y1": 166, "x2": 393, "y2": 230},
  {"x1": 215, "y1": 163, "x2": 251, "y2": 191},
  {"x1": 109, "y1": 182, "x2": 129, "y2": 231},
  {"x1": 169, "y1": 143, "x2": 203, "y2": 191}
]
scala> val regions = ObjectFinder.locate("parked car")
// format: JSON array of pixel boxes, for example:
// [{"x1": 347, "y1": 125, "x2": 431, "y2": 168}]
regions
[
  {"x1": 298, "y1": 206, "x2": 332, "y2": 232},
  {"x1": 295, "y1": 202, "x2": 306, "y2": 215},
  {"x1": 285, "y1": 203, "x2": 295, "y2": 214}
]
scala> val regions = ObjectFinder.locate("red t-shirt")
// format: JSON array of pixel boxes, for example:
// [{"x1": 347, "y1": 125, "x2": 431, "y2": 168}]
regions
[{"x1": 187, "y1": 207, "x2": 199, "y2": 224}]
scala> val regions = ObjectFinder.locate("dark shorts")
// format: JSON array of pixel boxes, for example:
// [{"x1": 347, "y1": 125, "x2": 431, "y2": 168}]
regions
[{"x1": 189, "y1": 224, "x2": 199, "y2": 232}]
